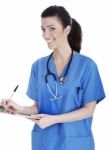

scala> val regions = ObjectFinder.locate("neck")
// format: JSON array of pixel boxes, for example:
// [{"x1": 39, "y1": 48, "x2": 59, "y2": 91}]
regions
[{"x1": 53, "y1": 44, "x2": 73, "y2": 63}]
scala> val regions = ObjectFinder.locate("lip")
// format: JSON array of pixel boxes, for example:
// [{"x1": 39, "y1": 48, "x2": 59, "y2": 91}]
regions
[{"x1": 47, "y1": 39, "x2": 54, "y2": 44}]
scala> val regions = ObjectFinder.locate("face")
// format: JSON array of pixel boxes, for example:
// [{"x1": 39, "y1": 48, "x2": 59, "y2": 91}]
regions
[{"x1": 41, "y1": 16, "x2": 70, "y2": 50}]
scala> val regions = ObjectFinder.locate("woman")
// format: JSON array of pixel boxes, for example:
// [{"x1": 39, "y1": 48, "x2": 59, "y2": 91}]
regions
[{"x1": 2, "y1": 5, "x2": 105, "y2": 150}]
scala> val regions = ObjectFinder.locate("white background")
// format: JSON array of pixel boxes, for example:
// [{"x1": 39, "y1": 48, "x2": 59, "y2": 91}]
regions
[{"x1": 0, "y1": 0, "x2": 108, "y2": 150}]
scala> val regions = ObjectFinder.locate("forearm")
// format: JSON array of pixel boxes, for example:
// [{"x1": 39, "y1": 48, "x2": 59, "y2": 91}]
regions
[
  {"x1": 18, "y1": 104, "x2": 38, "y2": 115},
  {"x1": 54, "y1": 102, "x2": 96, "y2": 123}
]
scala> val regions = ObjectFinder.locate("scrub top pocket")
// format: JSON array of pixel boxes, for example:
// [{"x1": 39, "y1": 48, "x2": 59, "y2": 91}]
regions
[
  {"x1": 62, "y1": 81, "x2": 84, "y2": 113},
  {"x1": 63, "y1": 119, "x2": 91, "y2": 137},
  {"x1": 73, "y1": 85, "x2": 83, "y2": 107},
  {"x1": 65, "y1": 136, "x2": 94, "y2": 150}
]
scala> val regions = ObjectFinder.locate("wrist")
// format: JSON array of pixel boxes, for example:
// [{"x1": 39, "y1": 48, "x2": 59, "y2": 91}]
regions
[
  {"x1": 16, "y1": 105, "x2": 24, "y2": 114},
  {"x1": 53, "y1": 113, "x2": 71, "y2": 124},
  {"x1": 53, "y1": 115, "x2": 62, "y2": 124}
]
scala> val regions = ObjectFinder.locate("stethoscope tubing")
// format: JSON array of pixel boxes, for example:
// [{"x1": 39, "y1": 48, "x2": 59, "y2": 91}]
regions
[
  {"x1": 45, "y1": 52, "x2": 73, "y2": 84},
  {"x1": 45, "y1": 52, "x2": 73, "y2": 100}
]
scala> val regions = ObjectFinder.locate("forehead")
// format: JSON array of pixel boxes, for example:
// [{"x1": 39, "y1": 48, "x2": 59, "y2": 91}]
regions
[{"x1": 41, "y1": 16, "x2": 62, "y2": 27}]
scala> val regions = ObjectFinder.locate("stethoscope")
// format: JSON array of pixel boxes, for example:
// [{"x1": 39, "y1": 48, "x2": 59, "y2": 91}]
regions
[{"x1": 45, "y1": 52, "x2": 73, "y2": 100}]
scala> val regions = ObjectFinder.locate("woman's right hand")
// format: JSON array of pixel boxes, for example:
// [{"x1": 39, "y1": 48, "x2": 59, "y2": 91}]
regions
[{"x1": 1, "y1": 99, "x2": 22, "y2": 113}]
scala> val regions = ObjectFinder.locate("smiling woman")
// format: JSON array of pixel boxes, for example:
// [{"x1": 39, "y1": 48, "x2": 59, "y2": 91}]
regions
[
  {"x1": 41, "y1": 16, "x2": 69, "y2": 50},
  {"x1": 1, "y1": 5, "x2": 105, "y2": 150}
]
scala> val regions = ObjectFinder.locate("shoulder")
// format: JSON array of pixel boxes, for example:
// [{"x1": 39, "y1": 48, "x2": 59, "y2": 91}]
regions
[
  {"x1": 31, "y1": 54, "x2": 50, "y2": 70},
  {"x1": 75, "y1": 52, "x2": 97, "y2": 68}
]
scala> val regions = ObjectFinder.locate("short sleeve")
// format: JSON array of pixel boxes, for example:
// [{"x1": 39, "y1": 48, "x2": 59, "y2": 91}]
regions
[
  {"x1": 82, "y1": 61, "x2": 105, "y2": 105},
  {"x1": 26, "y1": 62, "x2": 38, "y2": 101}
]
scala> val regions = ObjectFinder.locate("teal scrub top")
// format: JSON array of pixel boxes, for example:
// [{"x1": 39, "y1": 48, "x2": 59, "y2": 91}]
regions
[{"x1": 26, "y1": 52, "x2": 105, "y2": 150}]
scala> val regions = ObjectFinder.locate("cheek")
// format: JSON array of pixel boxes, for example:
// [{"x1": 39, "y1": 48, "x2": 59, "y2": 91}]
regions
[
  {"x1": 56, "y1": 32, "x2": 66, "y2": 42},
  {"x1": 56, "y1": 30, "x2": 64, "y2": 37}
]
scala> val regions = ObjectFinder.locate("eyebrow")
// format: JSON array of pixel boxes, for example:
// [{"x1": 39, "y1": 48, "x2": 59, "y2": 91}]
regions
[{"x1": 41, "y1": 25, "x2": 55, "y2": 28}]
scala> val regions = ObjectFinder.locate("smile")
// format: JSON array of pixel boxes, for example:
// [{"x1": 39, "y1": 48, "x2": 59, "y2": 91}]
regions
[{"x1": 46, "y1": 39, "x2": 55, "y2": 44}]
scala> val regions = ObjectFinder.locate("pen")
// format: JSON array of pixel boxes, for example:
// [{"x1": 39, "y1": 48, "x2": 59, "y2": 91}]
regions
[
  {"x1": 0, "y1": 85, "x2": 19, "y2": 112},
  {"x1": 9, "y1": 85, "x2": 19, "y2": 100}
]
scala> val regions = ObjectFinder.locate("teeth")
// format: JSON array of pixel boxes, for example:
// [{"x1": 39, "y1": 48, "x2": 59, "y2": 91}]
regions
[{"x1": 47, "y1": 40, "x2": 54, "y2": 43}]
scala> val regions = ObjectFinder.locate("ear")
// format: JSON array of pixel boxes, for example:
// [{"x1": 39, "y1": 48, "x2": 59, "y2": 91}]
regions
[{"x1": 64, "y1": 25, "x2": 71, "y2": 35}]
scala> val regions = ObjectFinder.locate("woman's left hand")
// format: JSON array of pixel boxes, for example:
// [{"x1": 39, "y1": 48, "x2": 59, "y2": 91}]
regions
[{"x1": 30, "y1": 114, "x2": 57, "y2": 129}]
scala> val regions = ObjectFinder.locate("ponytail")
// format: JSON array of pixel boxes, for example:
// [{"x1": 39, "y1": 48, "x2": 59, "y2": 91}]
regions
[{"x1": 68, "y1": 18, "x2": 82, "y2": 53}]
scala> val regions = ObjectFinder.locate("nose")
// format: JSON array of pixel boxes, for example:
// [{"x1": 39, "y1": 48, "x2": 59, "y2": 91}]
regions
[{"x1": 43, "y1": 30, "x2": 51, "y2": 40}]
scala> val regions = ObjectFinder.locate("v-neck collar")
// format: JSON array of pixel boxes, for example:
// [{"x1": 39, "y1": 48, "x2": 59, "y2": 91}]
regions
[{"x1": 50, "y1": 51, "x2": 78, "y2": 78}]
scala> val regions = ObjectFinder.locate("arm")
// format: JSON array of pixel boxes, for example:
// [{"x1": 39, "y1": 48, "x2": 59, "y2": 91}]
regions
[
  {"x1": 54, "y1": 101, "x2": 96, "y2": 123},
  {"x1": 32, "y1": 101, "x2": 96, "y2": 129},
  {"x1": 19, "y1": 102, "x2": 38, "y2": 115}
]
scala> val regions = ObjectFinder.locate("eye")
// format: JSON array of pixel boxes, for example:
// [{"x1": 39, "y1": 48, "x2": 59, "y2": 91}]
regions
[
  {"x1": 49, "y1": 27, "x2": 56, "y2": 31},
  {"x1": 41, "y1": 27, "x2": 45, "y2": 32}
]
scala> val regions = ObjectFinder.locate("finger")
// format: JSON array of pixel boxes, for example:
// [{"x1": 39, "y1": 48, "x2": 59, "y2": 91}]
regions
[
  {"x1": 27, "y1": 118, "x2": 40, "y2": 124},
  {"x1": 6, "y1": 101, "x2": 12, "y2": 108},
  {"x1": 5, "y1": 103, "x2": 16, "y2": 112},
  {"x1": 2, "y1": 100, "x2": 8, "y2": 109},
  {"x1": 31, "y1": 114, "x2": 46, "y2": 119},
  {"x1": 31, "y1": 116, "x2": 41, "y2": 120},
  {"x1": 2, "y1": 99, "x2": 11, "y2": 109},
  {"x1": 7, "y1": 106, "x2": 17, "y2": 112},
  {"x1": 34, "y1": 119, "x2": 39, "y2": 122},
  {"x1": 1, "y1": 99, "x2": 8, "y2": 106}
]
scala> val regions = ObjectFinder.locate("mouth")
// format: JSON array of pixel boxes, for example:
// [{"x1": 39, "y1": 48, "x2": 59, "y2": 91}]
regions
[{"x1": 46, "y1": 39, "x2": 55, "y2": 45}]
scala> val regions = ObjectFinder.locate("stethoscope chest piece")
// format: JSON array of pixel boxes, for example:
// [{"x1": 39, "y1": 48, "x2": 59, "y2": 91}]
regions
[{"x1": 59, "y1": 76, "x2": 67, "y2": 84}]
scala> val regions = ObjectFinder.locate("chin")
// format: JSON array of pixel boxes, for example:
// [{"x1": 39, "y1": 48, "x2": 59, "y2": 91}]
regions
[{"x1": 48, "y1": 44, "x2": 56, "y2": 50}]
